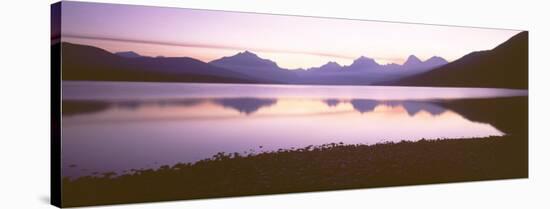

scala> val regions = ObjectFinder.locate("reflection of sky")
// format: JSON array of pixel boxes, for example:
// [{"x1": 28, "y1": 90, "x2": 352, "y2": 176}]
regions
[
  {"x1": 60, "y1": 1, "x2": 521, "y2": 68},
  {"x1": 62, "y1": 81, "x2": 529, "y2": 101},
  {"x1": 62, "y1": 97, "x2": 504, "y2": 178}
]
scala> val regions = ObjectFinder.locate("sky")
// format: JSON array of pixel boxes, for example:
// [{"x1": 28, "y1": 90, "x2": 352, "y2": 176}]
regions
[{"x1": 60, "y1": 1, "x2": 522, "y2": 69}]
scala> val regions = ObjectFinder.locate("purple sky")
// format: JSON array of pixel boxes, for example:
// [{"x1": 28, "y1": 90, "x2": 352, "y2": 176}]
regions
[{"x1": 61, "y1": 1, "x2": 521, "y2": 69}]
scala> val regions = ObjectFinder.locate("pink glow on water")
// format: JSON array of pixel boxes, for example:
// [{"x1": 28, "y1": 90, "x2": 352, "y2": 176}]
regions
[{"x1": 60, "y1": 82, "x2": 527, "y2": 177}]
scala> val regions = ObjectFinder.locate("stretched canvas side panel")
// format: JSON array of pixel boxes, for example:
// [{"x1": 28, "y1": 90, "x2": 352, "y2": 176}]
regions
[{"x1": 51, "y1": 1, "x2": 62, "y2": 208}]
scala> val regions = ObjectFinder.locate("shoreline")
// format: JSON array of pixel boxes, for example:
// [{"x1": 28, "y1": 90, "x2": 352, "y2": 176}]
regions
[{"x1": 63, "y1": 134, "x2": 527, "y2": 207}]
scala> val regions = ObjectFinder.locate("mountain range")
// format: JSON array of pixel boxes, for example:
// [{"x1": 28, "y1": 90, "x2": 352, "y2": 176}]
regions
[
  {"x1": 60, "y1": 42, "x2": 447, "y2": 85},
  {"x1": 61, "y1": 43, "x2": 260, "y2": 83},
  {"x1": 306, "y1": 55, "x2": 448, "y2": 73},
  {"x1": 59, "y1": 31, "x2": 527, "y2": 89},
  {"x1": 209, "y1": 51, "x2": 296, "y2": 83},
  {"x1": 384, "y1": 31, "x2": 528, "y2": 89}
]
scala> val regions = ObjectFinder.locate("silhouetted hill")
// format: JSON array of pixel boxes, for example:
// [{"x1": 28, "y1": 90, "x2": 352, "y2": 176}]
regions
[
  {"x1": 208, "y1": 51, "x2": 444, "y2": 85},
  {"x1": 296, "y1": 55, "x2": 446, "y2": 85},
  {"x1": 307, "y1": 55, "x2": 446, "y2": 73},
  {"x1": 423, "y1": 56, "x2": 448, "y2": 68},
  {"x1": 343, "y1": 56, "x2": 380, "y2": 71},
  {"x1": 385, "y1": 31, "x2": 528, "y2": 89},
  {"x1": 114, "y1": 51, "x2": 143, "y2": 58},
  {"x1": 402, "y1": 55, "x2": 423, "y2": 67},
  {"x1": 61, "y1": 42, "x2": 260, "y2": 83},
  {"x1": 307, "y1": 61, "x2": 342, "y2": 72},
  {"x1": 401, "y1": 55, "x2": 448, "y2": 72},
  {"x1": 60, "y1": 42, "x2": 456, "y2": 86},
  {"x1": 209, "y1": 51, "x2": 296, "y2": 83},
  {"x1": 210, "y1": 51, "x2": 280, "y2": 70}
]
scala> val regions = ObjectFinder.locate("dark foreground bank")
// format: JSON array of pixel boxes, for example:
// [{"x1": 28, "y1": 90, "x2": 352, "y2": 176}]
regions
[{"x1": 61, "y1": 97, "x2": 527, "y2": 207}]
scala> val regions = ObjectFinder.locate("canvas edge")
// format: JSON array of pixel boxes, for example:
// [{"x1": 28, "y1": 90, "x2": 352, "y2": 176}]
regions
[{"x1": 51, "y1": 1, "x2": 62, "y2": 208}]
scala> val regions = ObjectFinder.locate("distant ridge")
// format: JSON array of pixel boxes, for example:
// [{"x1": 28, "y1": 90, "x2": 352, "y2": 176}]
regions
[
  {"x1": 60, "y1": 43, "x2": 450, "y2": 85},
  {"x1": 61, "y1": 42, "x2": 260, "y2": 83},
  {"x1": 343, "y1": 56, "x2": 380, "y2": 71},
  {"x1": 209, "y1": 51, "x2": 296, "y2": 83},
  {"x1": 308, "y1": 61, "x2": 342, "y2": 72},
  {"x1": 210, "y1": 51, "x2": 280, "y2": 70},
  {"x1": 115, "y1": 51, "x2": 143, "y2": 58},
  {"x1": 307, "y1": 55, "x2": 447, "y2": 73},
  {"x1": 384, "y1": 31, "x2": 528, "y2": 89},
  {"x1": 403, "y1": 55, "x2": 423, "y2": 67},
  {"x1": 59, "y1": 33, "x2": 527, "y2": 89}
]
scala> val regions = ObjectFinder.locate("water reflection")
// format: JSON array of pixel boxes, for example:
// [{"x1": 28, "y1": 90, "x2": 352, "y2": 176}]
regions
[
  {"x1": 63, "y1": 98, "x2": 452, "y2": 117},
  {"x1": 61, "y1": 82, "x2": 528, "y2": 178},
  {"x1": 350, "y1": 99, "x2": 378, "y2": 113},
  {"x1": 212, "y1": 98, "x2": 278, "y2": 114},
  {"x1": 389, "y1": 101, "x2": 446, "y2": 116},
  {"x1": 62, "y1": 97, "x2": 506, "y2": 178},
  {"x1": 324, "y1": 99, "x2": 340, "y2": 107}
]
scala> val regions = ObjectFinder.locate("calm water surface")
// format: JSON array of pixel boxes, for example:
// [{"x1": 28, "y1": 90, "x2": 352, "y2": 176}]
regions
[{"x1": 62, "y1": 81, "x2": 528, "y2": 177}]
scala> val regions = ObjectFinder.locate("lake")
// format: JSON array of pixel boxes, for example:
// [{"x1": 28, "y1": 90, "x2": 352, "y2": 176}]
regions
[{"x1": 61, "y1": 81, "x2": 528, "y2": 178}]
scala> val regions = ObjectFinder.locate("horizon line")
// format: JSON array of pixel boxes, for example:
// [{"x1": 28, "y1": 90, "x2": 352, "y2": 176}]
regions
[
  {"x1": 61, "y1": 40, "x2": 453, "y2": 70},
  {"x1": 61, "y1": 34, "x2": 453, "y2": 68}
]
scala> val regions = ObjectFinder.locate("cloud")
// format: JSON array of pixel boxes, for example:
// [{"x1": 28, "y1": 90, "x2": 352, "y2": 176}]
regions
[{"x1": 62, "y1": 33, "x2": 402, "y2": 63}]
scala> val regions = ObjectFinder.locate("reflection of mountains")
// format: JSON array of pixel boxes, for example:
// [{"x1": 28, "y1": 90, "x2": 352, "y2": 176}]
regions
[
  {"x1": 115, "y1": 98, "x2": 277, "y2": 114},
  {"x1": 339, "y1": 99, "x2": 446, "y2": 116},
  {"x1": 323, "y1": 99, "x2": 340, "y2": 107},
  {"x1": 117, "y1": 99, "x2": 204, "y2": 109},
  {"x1": 64, "y1": 98, "x2": 446, "y2": 117},
  {"x1": 62, "y1": 98, "x2": 279, "y2": 116},
  {"x1": 212, "y1": 98, "x2": 277, "y2": 114}
]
